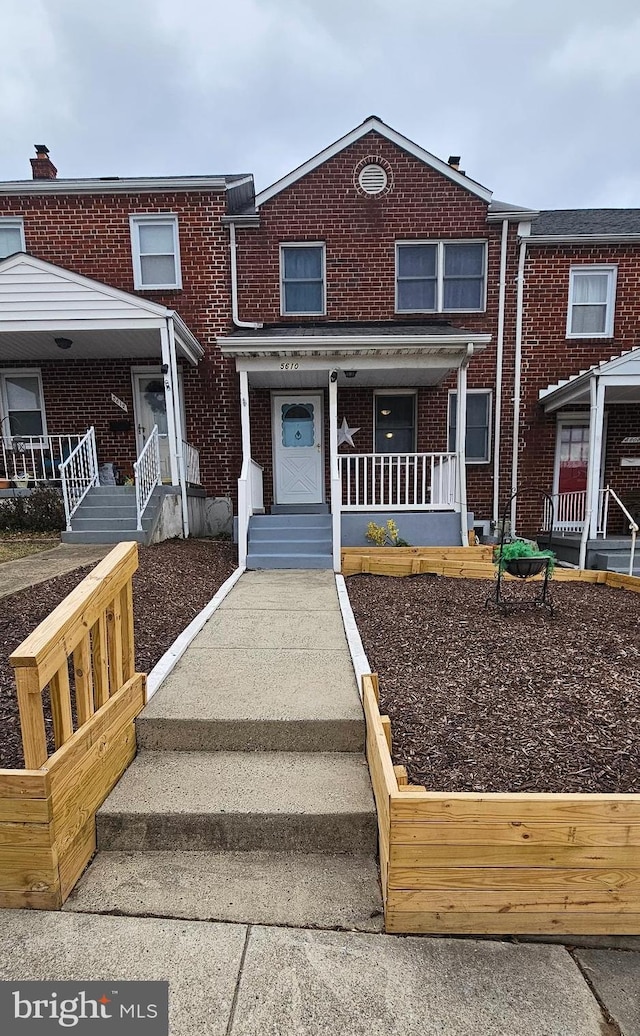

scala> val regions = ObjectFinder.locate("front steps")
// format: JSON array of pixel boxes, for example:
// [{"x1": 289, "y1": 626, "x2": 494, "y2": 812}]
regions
[
  {"x1": 66, "y1": 570, "x2": 381, "y2": 931},
  {"x1": 595, "y1": 547, "x2": 640, "y2": 576},
  {"x1": 247, "y1": 513, "x2": 333, "y2": 569},
  {"x1": 61, "y1": 485, "x2": 162, "y2": 545}
]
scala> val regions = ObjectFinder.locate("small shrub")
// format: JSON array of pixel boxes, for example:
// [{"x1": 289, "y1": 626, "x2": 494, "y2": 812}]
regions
[
  {"x1": 493, "y1": 539, "x2": 555, "y2": 574},
  {"x1": 0, "y1": 486, "x2": 65, "y2": 533},
  {"x1": 366, "y1": 519, "x2": 410, "y2": 547}
]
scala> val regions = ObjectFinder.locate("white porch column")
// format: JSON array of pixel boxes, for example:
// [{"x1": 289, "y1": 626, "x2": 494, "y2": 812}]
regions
[
  {"x1": 455, "y1": 358, "x2": 469, "y2": 547},
  {"x1": 240, "y1": 369, "x2": 251, "y2": 465},
  {"x1": 167, "y1": 318, "x2": 189, "y2": 537},
  {"x1": 238, "y1": 370, "x2": 251, "y2": 569},
  {"x1": 329, "y1": 369, "x2": 341, "y2": 572},
  {"x1": 159, "y1": 322, "x2": 180, "y2": 488},
  {"x1": 588, "y1": 376, "x2": 606, "y2": 542}
]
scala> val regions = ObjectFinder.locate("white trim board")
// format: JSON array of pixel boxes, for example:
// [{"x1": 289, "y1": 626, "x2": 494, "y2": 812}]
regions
[
  {"x1": 335, "y1": 574, "x2": 371, "y2": 701},
  {"x1": 146, "y1": 565, "x2": 245, "y2": 700}
]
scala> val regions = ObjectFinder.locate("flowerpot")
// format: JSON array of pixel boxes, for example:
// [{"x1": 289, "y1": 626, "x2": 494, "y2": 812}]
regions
[{"x1": 505, "y1": 557, "x2": 549, "y2": 579}]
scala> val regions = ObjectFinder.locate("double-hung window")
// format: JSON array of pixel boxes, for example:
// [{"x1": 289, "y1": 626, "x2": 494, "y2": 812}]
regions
[
  {"x1": 130, "y1": 215, "x2": 182, "y2": 290},
  {"x1": 448, "y1": 390, "x2": 492, "y2": 463},
  {"x1": 396, "y1": 241, "x2": 486, "y2": 312},
  {"x1": 280, "y1": 243, "x2": 325, "y2": 315},
  {"x1": 0, "y1": 370, "x2": 46, "y2": 438},
  {"x1": 0, "y1": 218, "x2": 25, "y2": 258},
  {"x1": 567, "y1": 266, "x2": 616, "y2": 338}
]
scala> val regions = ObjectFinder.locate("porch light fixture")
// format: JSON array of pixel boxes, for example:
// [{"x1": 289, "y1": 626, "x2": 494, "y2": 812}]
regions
[
  {"x1": 381, "y1": 409, "x2": 391, "y2": 416},
  {"x1": 344, "y1": 370, "x2": 357, "y2": 378},
  {"x1": 330, "y1": 369, "x2": 338, "y2": 383},
  {"x1": 54, "y1": 337, "x2": 73, "y2": 350},
  {"x1": 385, "y1": 432, "x2": 394, "y2": 439}
]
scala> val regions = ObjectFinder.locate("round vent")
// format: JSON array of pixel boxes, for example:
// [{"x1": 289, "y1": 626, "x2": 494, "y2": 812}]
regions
[{"x1": 358, "y1": 163, "x2": 388, "y2": 195}]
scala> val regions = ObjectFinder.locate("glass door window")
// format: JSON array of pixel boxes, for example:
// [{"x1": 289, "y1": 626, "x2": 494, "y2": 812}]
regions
[{"x1": 557, "y1": 424, "x2": 589, "y2": 494}]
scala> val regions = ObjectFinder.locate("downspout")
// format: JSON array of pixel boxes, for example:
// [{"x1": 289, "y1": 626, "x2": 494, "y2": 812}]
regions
[
  {"x1": 229, "y1": 220, "x2": 263, "y2": 330},
  {"x1": 457, "y1": 344, "x2": 473, "y2": 547},
  {"x1": 579, "y1": 376, "x2": 598, "y2": 570},
  {"x1": 510, "y1": 223, "x2": 530, "y2": 534},
  {"x1": 492, "y1": 218, "x2": 509, "y2": 524}
]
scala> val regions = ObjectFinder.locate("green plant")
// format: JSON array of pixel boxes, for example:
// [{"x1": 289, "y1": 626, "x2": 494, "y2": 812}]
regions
[
  {"x1": 0, "y1": 485, "x2": 65, "y2": 533},
  {"x1": 493, "y1": 539, "x2": 555, "y2": 574},
  {"x1": 366, "y1": 519, "x2": 410, "y2": 547}
]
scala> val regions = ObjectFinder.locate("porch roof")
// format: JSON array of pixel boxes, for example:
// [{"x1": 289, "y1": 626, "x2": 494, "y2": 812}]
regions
[
  {"x1": 0, "y1": 253, "x2": 204, "y2": 365},
  {"x1": 539, "y1": 346, "x2": 640, "y2": 412},
  {"x1": 218, "y1": 322, "x2": 490, "y2": 388}
]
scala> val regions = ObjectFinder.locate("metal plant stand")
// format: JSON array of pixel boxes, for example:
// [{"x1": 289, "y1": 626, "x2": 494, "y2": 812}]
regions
[{"x1": 488, "y1": 489, "x2": 555, "y2": 617}]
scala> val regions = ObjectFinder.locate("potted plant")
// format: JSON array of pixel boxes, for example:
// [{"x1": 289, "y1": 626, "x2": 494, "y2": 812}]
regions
[{"x1": 494, "y1": 539, "x2": 555, "y2": 579}]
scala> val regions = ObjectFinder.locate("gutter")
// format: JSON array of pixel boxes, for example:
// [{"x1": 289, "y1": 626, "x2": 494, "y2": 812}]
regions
[
  {"x1": 492, "y1": 218, "x2": 509, "y2": 524},
  {"x1": 527, "y1": 233, "x2": 640, "y2": 244},
  {"x1": 510, "y1": 222, "x2": 530, "y2": 533},
  {"x1": 228, "y1": 220, "x2": 263, "y2": 330}
]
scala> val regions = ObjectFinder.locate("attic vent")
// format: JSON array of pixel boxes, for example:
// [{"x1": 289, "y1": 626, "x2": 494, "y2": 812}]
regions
[{"x1": 358, "y1": 163, "x2": 388, "y2": 195}]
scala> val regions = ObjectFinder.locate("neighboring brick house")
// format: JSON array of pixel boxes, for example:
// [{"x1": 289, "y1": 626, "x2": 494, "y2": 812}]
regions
[{"x1": 1, "y1": 125, "x2": 639, "y2": 568}]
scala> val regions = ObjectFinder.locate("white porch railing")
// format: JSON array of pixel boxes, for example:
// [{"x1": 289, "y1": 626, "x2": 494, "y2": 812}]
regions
[
  {"x1": 59, "y1": 428, "x2": 99, "y2": 532},
  {"x1": 237, "y1": 457, "x2": 264, "y2": 567},
  {"x1": 606, "y1": 487, "x2": 638, "y2": 576},
  {"x1": 542, "y1": 490, "x2": 607, "y2": 534},
  {"x1": 182, "y1": 440, "x2": 202, "y2": 486},
  {"x1": 1, "y1": 434, "x2": 83, "y2": 484},
  {"x1": 339, "y1": 453, "x2": 458, "y2": 510},
  {"x1": 134, "y1": 425, "x2": 162, "y2": 531}
]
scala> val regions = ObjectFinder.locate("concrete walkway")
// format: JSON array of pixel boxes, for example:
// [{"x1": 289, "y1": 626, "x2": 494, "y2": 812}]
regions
[
  {"x1": 67, "y1": 569, "x2": 381, "y2": 930},
  {"x1": 0, "y1": 542, "x2": 111, "y2": 598},
  {"x1": 1, "y1": 911, "x2": 636, "y2": 1035}
]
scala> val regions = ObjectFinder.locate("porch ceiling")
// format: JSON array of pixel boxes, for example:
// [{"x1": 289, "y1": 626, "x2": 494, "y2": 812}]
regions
[{"x1": 0, "y1": 327, "x2": 164, "y2": 362}]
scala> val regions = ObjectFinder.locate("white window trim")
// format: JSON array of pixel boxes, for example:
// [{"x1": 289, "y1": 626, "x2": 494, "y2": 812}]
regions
[
  {"x1": 0, "y1": 368, "x2": 48, "y2": 441},
  {"x1": 279, "y1": 242, "x2": 326, "y2": 317},
  {"x1": 566, "y1": 265, "x2": 617, "y2": 339},
  {"x1": 448, "y1": 388, "x2": 492, "y2": 464},
  {"x1": 396, "y1": 239, "x2": 488, "y2": 314},
  {"x1": 372, "y1": 389, "x2": 417, "y2": 453},
  {"x1": 0, "y1": 217, "x2": 26, "y2": 257},
  {"x1": 129, "y1": 214, "x2": 182, "y2": 291}
]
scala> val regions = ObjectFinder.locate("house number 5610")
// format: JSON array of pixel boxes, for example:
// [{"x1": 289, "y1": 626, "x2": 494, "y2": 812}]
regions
[{"x1": 280, "y1": 362, "x2": 299, "y2": 370}]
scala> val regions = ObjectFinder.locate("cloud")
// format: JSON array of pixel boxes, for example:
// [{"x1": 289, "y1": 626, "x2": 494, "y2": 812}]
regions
[{"x1": 546, "y1": 16, "x2": 640, "y2": 90}]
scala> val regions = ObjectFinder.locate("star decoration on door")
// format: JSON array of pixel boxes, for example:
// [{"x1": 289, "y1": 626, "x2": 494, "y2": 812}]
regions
[{"x1": 337, "y1": 417, "x2": 360, "y2": 448}]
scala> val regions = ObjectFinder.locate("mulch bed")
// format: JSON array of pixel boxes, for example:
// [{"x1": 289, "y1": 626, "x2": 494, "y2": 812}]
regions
[
  {"x1": 347, "y1": 573, "x2": 640, "y2": 794},
  {"x1": 0, "y1": 539, "x2": 236, "y2": 770}
]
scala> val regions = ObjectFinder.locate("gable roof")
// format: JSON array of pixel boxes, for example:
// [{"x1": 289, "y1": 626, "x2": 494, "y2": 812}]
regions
[
  {"x1": 539, "y1": 346, "x2": 640, "y2": 411},
  {"x1": 531, "y1": 208, "x2": 640, "y2": 239},
  {"x1": 254, "y1": 117, "x2": 493, "y2": 208}
]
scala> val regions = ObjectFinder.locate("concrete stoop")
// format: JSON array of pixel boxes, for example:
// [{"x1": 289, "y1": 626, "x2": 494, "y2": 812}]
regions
[{"x1": 66, "y1": 569, "x2": 382, "y2": 931}]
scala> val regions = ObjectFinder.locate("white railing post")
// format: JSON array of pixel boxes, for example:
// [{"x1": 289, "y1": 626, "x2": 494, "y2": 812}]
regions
[
  {"x1": 134, "y1": 425, "x2": 162, "y2": 532},
  {"x1": 58, "y1": 427, "x2": 99, "y2": 531}
]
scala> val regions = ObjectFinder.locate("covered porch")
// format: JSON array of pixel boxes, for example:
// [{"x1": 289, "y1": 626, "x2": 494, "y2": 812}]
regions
[
  {"x1": 539, "y1": 348, "x2": 640, "y2": 572},
  {"x1": 219, "y1": 324, "x2": 490, "y2": 570},
  {"x1": 0, "y1": 253, "x2": 204, "y2": 535}
]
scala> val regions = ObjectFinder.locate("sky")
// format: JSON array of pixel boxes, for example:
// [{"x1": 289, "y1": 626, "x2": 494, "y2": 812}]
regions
[{"x1": 2, "y1": 0, "x2": 640, "y2": 209}]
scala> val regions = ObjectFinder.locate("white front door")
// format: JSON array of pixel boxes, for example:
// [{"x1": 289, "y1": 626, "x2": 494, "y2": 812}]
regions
[
  {"x1": 133, "y1": 371, "x2": 172, "y2": 482},
  {"x1": 273, "y1": 393, "x2": 324, "y2": 504}
]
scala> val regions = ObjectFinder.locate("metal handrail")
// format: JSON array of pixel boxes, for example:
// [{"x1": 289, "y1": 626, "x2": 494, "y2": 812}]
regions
[
  {"x1": 58, "y1": 427, "x2": 99, "y2": 532},
  {"x1": 605, "y1": 485, "x2": 638, "y2": 577},
  {"x1": 134, "y1": 426, "x2": 162, "y2": 531}
]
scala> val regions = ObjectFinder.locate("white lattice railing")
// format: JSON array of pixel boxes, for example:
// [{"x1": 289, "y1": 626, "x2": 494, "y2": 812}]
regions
[
  {"x1": 542, "y1": 490, "x2": 607, "y2": 534},
  {"x1": 182, "y1": 440, "x2": 202, "y2": 486},
  {"x1": 134, "y1": 425, "x2": 162, "y2": 531},
  {"x1": 59, "y1": 428, "x2": 99, "y2": 532},
  {"x1": 339, "y1": 453, "x2": 458, "y2": 511},
  {"x1": 1, "y1": 434, "x2": 84, "y2": 484}
]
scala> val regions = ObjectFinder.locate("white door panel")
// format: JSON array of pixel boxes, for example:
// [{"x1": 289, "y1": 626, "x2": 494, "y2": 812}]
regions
[{"x1": 273, "y1": 393, "x2": 324, "y2": 504}]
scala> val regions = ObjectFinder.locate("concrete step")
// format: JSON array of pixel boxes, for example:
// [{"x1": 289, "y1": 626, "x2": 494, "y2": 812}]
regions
[
  {"x1": 70, "y1": 517, "x2": 143, "y2": 532},
  {"x1": 595, "y1": 550, "x2": 639, "y2": 572},
  {"x1": 248, "y1": 538, "x2": 332, "y2": 554},
  {"x1": 96, "y1": 750, "x2": 376, "y2": 853},
  {"x1": 250, "y1": 515, "x2": 332, "y2": 530},
  {"x1": 86, "y1": 486, "x2": 136, "y2": 496},
  {"x1": 247, "y1": 552, "x2": 334, "y2": 569},
  {"x1": 136, "y1": 647, "x2": 364, "y2": 753},
  {"x1": 64, "y1": 850, "x2": 383, "y2": 931},
  {"x1": 271, "y1": 503, "x2": 330, "y2": 514},
  {"x1": 249, "y1": 526, "x2": 332, "y2": 543},
  {"x1": 61, "y1": 530, "x2": 148, "y2": 544}
]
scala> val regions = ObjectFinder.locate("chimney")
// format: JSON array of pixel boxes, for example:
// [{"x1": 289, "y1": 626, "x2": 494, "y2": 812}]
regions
[
  {"x1": 30, "y1": 144, "x2": 57, "y2": 180},
  {"x1": 447, "y1": 155, "x2": 461, "y2": 171}
]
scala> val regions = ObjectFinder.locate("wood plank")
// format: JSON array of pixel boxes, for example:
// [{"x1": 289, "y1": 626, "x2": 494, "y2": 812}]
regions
[
  {"x1": 58, "y1": 816, "x2": 96, "y2": 902},
  {"x1": 14, "y1": 667, "x2": 48, "y2": 769},
  {"x1": 106, "y1": 594, "x2": 123, "y2": 694},
  {"x1": 0, "y1": 888, "x2": 61, "y2": 910},
  {"x1": 0, "y1": 796, "x2": 52, "y2": 823},
  {"x1": 73, "y1": 634, "x2": 94, "y2": 726},
  {"x1": 387, "y1": 888, "x2": 640, "y2": 912},
  {"x1": 384, "y1": 909, "x2": 640, "y2": 936},
  {"x1": 606, "y1": 572, "x2": 640, "y2": 593},
  {"x1": 380, "y1": 716, "x2": 392, "y2": 752},
  {"x1": 389, "y1": 843, "x2": 640, "y2": 873},
  {"x1": 91, "y1": 614, "x2": 110, "y2": 708},
  {"x1": 399, "y1": 785, "x2": 428, "y2": 793},
  {"x1": 49, "y1": 664, "x2": 74, "y2": 750},
  {"x1": 0, "y1": 845, "x2": 58, "y2": 893},
  {"x1": 46, "y1": 674, "x2": 145, "y2": 792},
  {"x1": 0, "y1": 821, "x2": 55, "y2": 848},
  {"x1": 390, "y1": 793, "x2": 640, "y2": 823},
  {"x1": 388, "y1": 866, "x2": 640, "y2": 891},
  {"x1": 9, "y1": 542, "x2": 138, "y2": 685},
  {"x1": 394, "y1": 765, "x2": 408, "y2": 786},
  {"x1": 120, "y1": 580, "x2": 135, "y2": 682},
  {"x1": 392, "y1": 821, "x2": 640, "y2": 847},
  {"x1": 0, "y1": 770, "x2": 49, "y2": 797}
]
